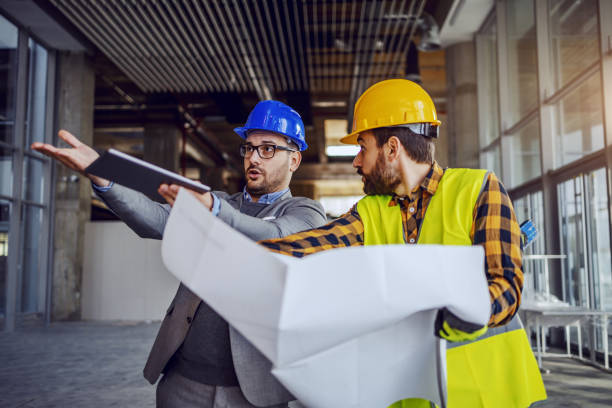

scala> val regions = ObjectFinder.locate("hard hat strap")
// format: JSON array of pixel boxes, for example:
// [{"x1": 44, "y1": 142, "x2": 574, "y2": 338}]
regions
[{"x1": 395, "y1": 123, "x2": 439, "y2": 138}]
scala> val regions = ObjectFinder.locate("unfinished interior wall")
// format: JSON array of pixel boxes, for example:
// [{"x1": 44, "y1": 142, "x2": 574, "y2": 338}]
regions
[
  {"x1": 52, "y1": 52, "x2": 94, "y2": 320},
  {"x1": 445, "y1": 42, "x2": 479, "y2": 169},
  {"x1": 81, "y1": 222, "x2": 178, "y2": 321}
]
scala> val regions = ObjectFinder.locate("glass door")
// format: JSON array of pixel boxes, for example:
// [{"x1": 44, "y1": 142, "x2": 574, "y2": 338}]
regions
[
  {"x1": 584, "y1": 169, "x2": 612, "y2": 352},
  {"x1": 557, "y1": 168, "x2": 612, "y2": 355},
  {"x1": 558, "y1": 175, "x2": 588, "y2": 307}
]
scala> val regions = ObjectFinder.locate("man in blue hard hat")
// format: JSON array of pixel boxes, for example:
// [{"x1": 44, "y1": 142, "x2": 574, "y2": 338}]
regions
[
  {"x1": 159, "y1": 101, "x2": 310, "y2": 217},
  {"x1": 32, "y1": 100, "x2": 327, "y2": 408}
]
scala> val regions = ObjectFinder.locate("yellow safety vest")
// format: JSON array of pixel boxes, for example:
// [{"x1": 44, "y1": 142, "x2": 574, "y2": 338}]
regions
[{"x1": 356, "y1": 168, "x2": 546, "y2": 408}]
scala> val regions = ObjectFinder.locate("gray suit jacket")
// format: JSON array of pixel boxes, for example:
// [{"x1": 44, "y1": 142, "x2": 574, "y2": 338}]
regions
[{"x1": 95, "y1": 184, "x2": 327, "y2": 407}]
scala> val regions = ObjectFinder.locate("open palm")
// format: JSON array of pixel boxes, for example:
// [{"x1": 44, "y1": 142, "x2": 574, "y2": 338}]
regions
[{"x1": 31, "y1": 130, "x2": 108, "y2": 186}]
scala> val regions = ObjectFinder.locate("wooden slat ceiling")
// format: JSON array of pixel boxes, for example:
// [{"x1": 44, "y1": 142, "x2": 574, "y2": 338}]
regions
[{"x1": 50, "y1": 0, "x2": 430, "y2": 103}]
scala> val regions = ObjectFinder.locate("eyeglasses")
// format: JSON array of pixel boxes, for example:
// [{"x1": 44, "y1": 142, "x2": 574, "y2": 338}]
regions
[{"x1": 239, "y1": 143, "x2": 297, "y2": 159}]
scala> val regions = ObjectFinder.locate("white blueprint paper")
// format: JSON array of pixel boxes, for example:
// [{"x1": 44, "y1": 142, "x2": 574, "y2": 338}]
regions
[{"x1": 161, "y1": 191, "x2": 490, "y2": 408}]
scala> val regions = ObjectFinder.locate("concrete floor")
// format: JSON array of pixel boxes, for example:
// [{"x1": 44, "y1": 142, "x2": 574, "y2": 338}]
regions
[
  {"x1": 0, "y1": 321, "x2": 611, "y2": 407},
  {"x1": 534, "y1": 357, "x2": 612, "y2": 408},
  {"x1": 0, "y1": 321, "x2": 158, "y2": 407}
]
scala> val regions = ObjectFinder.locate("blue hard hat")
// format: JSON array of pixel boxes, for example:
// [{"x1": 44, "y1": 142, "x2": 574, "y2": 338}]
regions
[{"x1": 234, "y1": 100, "x2": 308, "y2": 151}]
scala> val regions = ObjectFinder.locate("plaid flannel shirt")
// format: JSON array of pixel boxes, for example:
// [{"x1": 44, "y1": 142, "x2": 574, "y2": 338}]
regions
[{"x1": 261, "y1": 161, "x2": 523, "y2": 327}]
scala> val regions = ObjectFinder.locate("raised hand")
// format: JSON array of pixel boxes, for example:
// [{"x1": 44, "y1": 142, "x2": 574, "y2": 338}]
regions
[
  {"x1": 31, "y1": 129, "x2": 110, "y2": 187},
  {"x1": 158, "y1": 184, "x2": 213, "y2": 210}
]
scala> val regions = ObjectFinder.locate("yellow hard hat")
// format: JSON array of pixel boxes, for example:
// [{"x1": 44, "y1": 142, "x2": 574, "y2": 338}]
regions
[{"x1": 340, "y1": 79, "x2": 442, "y2": 145}]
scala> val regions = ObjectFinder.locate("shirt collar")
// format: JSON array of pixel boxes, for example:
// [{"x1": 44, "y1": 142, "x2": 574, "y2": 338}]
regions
[
  {"x1": 242, "y1": 187, "x2": 289, "y2": 204},
  {"x1": 420, "y1": 160, "x2": 444, "y2": 196}
]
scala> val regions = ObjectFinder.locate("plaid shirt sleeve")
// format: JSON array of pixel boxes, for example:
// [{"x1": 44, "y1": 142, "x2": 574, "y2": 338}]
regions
[
  {"x1": 260, "y1": 207, "x2": 364, "y2": 257},
  {"x1": 261, "y1": 171, "x2": 523, "y2": 328},
  {"x1": 472, "y1": 172, "x2": 524, "y2": 327}
]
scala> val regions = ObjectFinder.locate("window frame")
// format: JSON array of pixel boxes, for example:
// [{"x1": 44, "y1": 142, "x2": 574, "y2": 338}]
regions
[
  {"x1": 1, "y1": 14, "x2": 56, "y2": 331},
  {"x1": 477, "y1": 0, "x2": 612, "y2": 363}
]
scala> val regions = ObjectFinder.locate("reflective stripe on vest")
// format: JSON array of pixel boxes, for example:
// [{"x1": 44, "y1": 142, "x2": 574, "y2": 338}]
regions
[{"x1": 356, "y1": 168, "x2": 546, "y2": 408}]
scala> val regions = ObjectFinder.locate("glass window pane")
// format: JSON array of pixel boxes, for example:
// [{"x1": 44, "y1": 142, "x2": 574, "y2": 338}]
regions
[
  {"x1": 517, "y1": 191, "x2": 546, "y2": 255},
  {"x1": 514, "y1": 197, "x2": 527, "y2": 225},
  {"x1": 20, "y1": 204, "x2": 43, "y2": 313},
  {"x1": 476, "y1": 16, "x2": 499, "y2": 146},
  {"x1": 514, "y1": 192, "x2": 546, "y2": 296},
  {"x1": 24, "y1": 39, "x2": 48, "y2": 147},
  {"x1": 0, "y1": 200, "x2": 9, "y2": 325},
  {"x1": 552, "y1": 73, "x2": 604, "y2": 168},
  {"x1": 530, "y1": 191, "x2": 546, "y2": 256},
  {"x1": 513, "y1": 197, "x2": 531, "y2": 279},
  {"x1": 22, "y1": 156, "x2": 45, "y2": 203},
  {"x1": 548, "y1": 0, "x2": 600, "y2": 92},
  {"x1": 480, "y1": 144, "x2": 501, "y2": 179},
  {"x1": 0, "y1": 15, "x2": 18, "y2": 145},
  {"x1": 585, "y1": 169, "x2": 612, "y2": 312},
  {"x1": 508, "y1": 118, "x2": 541, "y2": 187},
  {"x1": 558, "y1": 175, "x2": 588, "y2": 307},
  {"x1": 0, "y1": 146, "x2": 13, "y2": 197},
  {"x1": 506, "y1": 0, "x2": 538, "y2": 126}
]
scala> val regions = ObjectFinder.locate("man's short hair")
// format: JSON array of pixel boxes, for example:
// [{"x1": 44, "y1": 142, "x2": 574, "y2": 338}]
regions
[{"x1": 371, "y1": 126, "x2": 435, "y2": 164}]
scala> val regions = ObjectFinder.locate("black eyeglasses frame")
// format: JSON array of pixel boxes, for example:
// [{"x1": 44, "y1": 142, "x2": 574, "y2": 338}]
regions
[{"x1": 239, "y1": 143, "x2": 298, "y2": 159}]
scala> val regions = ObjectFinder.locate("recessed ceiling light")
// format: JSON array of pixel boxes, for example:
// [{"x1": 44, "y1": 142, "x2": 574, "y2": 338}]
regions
[
  {"x1": 313, "y1": 101, "x2": 347, "y2": 108},
  {"x1": 326, "y1": 145, "x2": 360, "y2": 157}
]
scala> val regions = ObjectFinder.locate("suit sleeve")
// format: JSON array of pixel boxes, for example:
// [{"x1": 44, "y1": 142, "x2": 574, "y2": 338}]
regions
[
  {"x1": 216, "y1": 197, "x2": 328, "y2": 241},
  {"x1": 94, "y1": 183, "x2": 171, "y2": 239},
  {"x1": 96, "y1": 185, "x2": 328, "y2": 242}
]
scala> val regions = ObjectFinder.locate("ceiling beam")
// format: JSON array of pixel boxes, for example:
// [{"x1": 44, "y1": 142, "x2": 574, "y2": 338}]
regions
[{"x1": 294, "y1": 162, "x2": 360, "y2": 181}]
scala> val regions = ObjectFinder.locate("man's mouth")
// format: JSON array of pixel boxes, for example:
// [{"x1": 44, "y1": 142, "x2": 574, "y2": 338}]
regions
[{"x1": 247, "y1": 168, "x2": 263, "y2": 179}]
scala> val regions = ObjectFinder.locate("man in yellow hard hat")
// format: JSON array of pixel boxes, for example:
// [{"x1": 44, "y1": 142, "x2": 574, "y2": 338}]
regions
[{"x1": 259, "y1": 79, "x2": 546, "y2": 407}]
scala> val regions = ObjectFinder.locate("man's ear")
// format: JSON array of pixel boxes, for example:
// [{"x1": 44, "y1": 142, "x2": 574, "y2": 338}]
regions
[
  {"x1": 386, "y1": 136, "x2": 401, "y2": 161},
  {"x1": 289, "y1": 151, "x2": 302, "y2": 172}
]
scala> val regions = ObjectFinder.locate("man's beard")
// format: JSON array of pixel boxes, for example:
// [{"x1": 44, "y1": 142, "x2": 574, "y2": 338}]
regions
[
  {"x1": 245, "y1": 165, "x2": 285, "y2": 197},
  {"x1": 358, "y1": 152, "x2": 401, "y2": 195}
]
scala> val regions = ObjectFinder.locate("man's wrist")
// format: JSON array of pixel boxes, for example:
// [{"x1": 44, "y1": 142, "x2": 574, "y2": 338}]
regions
[
  {"x1": 91, "y1": 179, "x2": 114, "y2": 193},
  {"x1": 89, "y1": 174, "x2": 111, "y2": 188}
]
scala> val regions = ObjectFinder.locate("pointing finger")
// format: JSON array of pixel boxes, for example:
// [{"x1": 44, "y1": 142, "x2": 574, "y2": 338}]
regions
[
  {"x1": 31, "y1": 142, "x2": 60, "y2": 158},
  {"x1": 58, "y1": 130, "x2": 83, "y2": 148}
]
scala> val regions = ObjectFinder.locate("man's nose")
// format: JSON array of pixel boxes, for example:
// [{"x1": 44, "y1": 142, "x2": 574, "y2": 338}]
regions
[
  {"x1": 249, "y1": 150, "x2": 263, "y2": 165},
  {"x1": 352, "y1": 154, "x2": 361, "y2": 168}
]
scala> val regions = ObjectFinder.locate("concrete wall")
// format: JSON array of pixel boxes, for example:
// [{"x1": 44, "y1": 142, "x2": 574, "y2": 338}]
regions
[
  {"x1": 144, "y1": 122, "x2": 181, "y2": 172},
  {"x1": 434, "y1": 112, "x2": 449, "y2": 168},
  {"x1": 445, "y1": 42, "x2": 480, "y2": 169},
  {"x1": 82, "y1": 222, "x2": 179, "y2": 321},
  {"x1": 52, "y1": 52, "x2": 94, "y2": 320}
]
